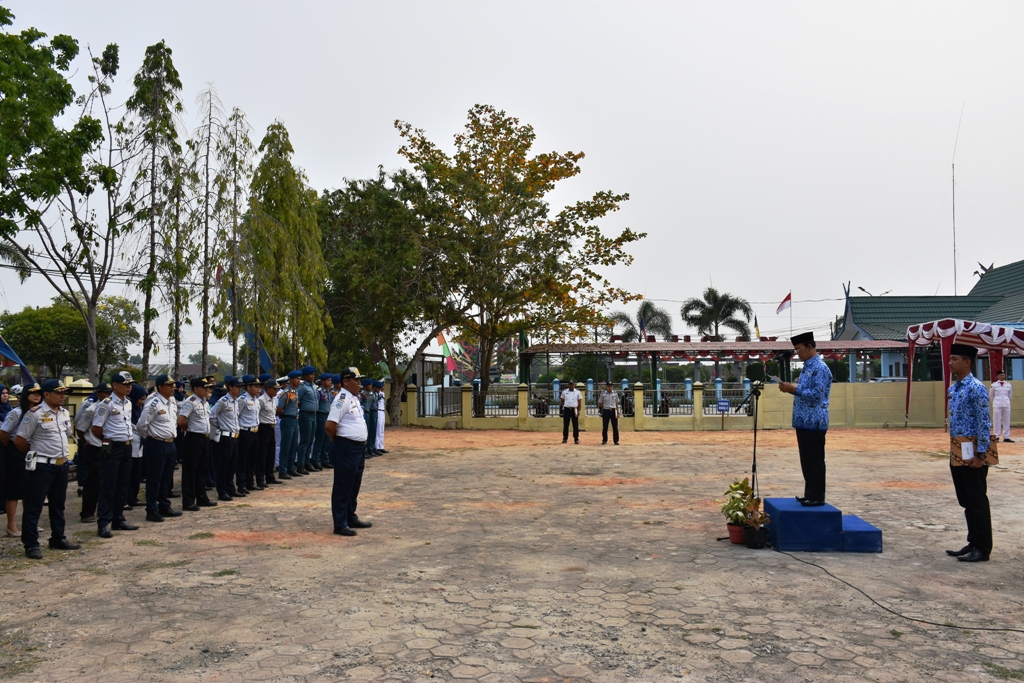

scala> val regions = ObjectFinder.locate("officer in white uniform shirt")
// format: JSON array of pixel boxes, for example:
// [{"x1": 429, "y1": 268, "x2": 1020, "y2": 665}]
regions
[
  {"x1": 75, "y1": 382, "x2": 112, "y2": 523},
  {"x1": 177, "y1": 377, "x2": 215, "y2": 510},
  {"x1": 14, "y1": 379, "x2": 81, "y2": 559},
  {"x1": 137, "y1": 374, "x2": 182, "y2": 522},
  {"x1": 236, "y1": 375, "x2": 262, "y2": 494},
  {"x1": 256, "y1": 377, "x2": 281, "y2": 487},
  {"x1": 560, "y1": 380, "x2": 584, "y2": 444},
  {"x1": 990, "y1": 371, "x2": 1014, "y2": 443},
  {"x1": 326, "y1": 367, "x2": 373, "y2": 537},
  {"x1": 209, "y1": 377, "x2": 243, "y2": 501},
  {"x1": 92, "y1": 371, "x2": 140, "y2": 538}
]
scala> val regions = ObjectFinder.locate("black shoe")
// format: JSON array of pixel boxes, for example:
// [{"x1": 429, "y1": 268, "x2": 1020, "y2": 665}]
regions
[
  {"x1": 800, "y1": 499, "x2": 825, "y2": 507},
  {"x1": 49, "y1": 538, "x2": 81, "y2": 551},
  {"x1": 168, "y1": 491, "x2": 180, "y2": 498},
  {"x1": 614, "y1": 442, "x2": 619, "y2": 445},
  {"x1": 251, "y1": 484, "x2": 265, "y2": 491},
  {"x1": 198, "y1": 500, "x2": 218, "y2": 507},
  {"x1": 128, "y1": 499, "x2": 144, "y2": 508},
  {"x1": 205, "y1": 486, "x2": 214, "y2": 491},
  {"x1": 333, "y1": 527, "x2": 356, "y2": 536},
  {"x1": 946, "y1": 544, "x2": 972, "y2": 557},
  {"x1": 145, "y1": 512, "x2": 165, "y2": 523},
  {"x1": 25, "y1": 546, "x2": 43, "y2": 560},
  {"x1": 80, "y1": 515, "x2": 97, "y2": 524},
  {"x1": 562, "y1": 439, "x2": 568, "y2": 444},
  {"x1": 159, "y1": 508, "x2": 183, "y2": 517},
  {"x1": 320, "y1": 463, "x2": 333, "y2": 470},
  {"x1": 296, "y1": 468, "x2": 310, "y2": 475},
  {"x1": 218, "y1": 494, "x2": 233, "y2": 502},
  {"x1": 288, "y1": 469, "x2": 301, "y2": 477},
  {"x1": 309, "y1": 463, "x2": 322, "y2": 471},
  {"x1": 98, "y1": 525, "x2": 113, "y2": 538},
  {"x1": 957, "y1": 548, "x2": 989, "y2": 562},
  {"x1": 1004, "y1": 438, "x2": 1014, "y2": 443},
  {"x1": 278, "y1": 472, "x2": 293, "y2": 480},
  {"x1": 266, "y1": 477, "x2": 281, "y2": 484},
  {"x1": 795, "y1": 496, "x2": 808, "y2": 504},
  {"x1": 233, "y1": 490, "x2": 247, "y2": 497},
  {"x1": 378, "y1": 450, "x2": 388, "y2": 455},
  {"x1": 112, "y1": 520, "x2": 139, "y2": 531},
  {"x1": 349, "y1": 519, "x2": 372, "y2": 529},
  {"x1": 182, "y1": 504, "x2": 200, "y2": 512},
  {"x1": 574, "y1": 440, "x2": 579, "y2": 445}
]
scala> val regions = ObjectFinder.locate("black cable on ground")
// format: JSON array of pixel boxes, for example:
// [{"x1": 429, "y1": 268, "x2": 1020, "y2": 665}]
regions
[{"x1": 774, "y1": 549, "x2": 1024, "y2": 634}]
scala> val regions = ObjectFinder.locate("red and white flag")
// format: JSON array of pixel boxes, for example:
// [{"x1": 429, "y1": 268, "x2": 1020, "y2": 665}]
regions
[{"x1": 776, "y1": 292, "x2": 792, "y2": 314}]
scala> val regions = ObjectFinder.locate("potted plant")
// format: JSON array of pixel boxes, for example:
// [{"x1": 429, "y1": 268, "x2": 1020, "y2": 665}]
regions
[
  {"x1": 720, "y1": 478, "x2": 753, "y2": 544},
  {"x1": 742, "y1": 496, "x2": 771, "y2": 549}
]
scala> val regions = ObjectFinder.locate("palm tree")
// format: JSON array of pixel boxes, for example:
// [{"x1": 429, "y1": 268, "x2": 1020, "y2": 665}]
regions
[
  {"x1": 0, "y1": 240, "x2": 31, "y2": 282},
  {"x1": 609, "y1": 301, "x2": 673, "y2": 383},
  {"x1": 680, "y1": 287, "x2": 752, "y2": 341}
]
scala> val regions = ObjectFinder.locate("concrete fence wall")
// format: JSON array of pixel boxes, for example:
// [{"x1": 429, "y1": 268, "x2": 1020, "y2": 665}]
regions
[{"x1": 401, "y1": 380, "x2": 1024, "y2": 432}]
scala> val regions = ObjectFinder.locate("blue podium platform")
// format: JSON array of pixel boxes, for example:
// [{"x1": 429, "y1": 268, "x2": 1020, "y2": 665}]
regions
[{"x1": 763, "y1": 498, "x2": 882, "y2": 553}]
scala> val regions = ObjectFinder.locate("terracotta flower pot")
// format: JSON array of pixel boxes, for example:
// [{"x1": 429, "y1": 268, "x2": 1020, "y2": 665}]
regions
[{"x1": 727, "y1": 523, "x2": 745, "y2": 544}]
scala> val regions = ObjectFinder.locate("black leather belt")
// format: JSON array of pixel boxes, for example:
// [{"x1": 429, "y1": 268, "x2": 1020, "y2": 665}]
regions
[{"x1": 280, "y1": 415, "x2": 297, "y2": 419}]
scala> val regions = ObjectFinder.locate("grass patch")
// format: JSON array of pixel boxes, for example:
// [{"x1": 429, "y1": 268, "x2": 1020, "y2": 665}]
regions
[
  {"x1": 0, "y1": 623, "x2": 44, "y2": 678},
  {"x1": 133, "y1": 539, "x2": 163, "y2": 547},
  {"x1": 187, "y1": 532, "x2": 214, "y2": 540},
  {"x1": 890, "y1": 629, "x2": 902, "y2": 638},
  {"x1": 212, "y1": 569, "x2": 236, "y2": 577},
  {"x1": 511, "y1": 624, "x2": 540, "y2": 629},
  {"x1": 984, "y1": 662, "x2": 1024, "y2": 680},
  {"x1": 79, "y1": 567, "x2": 108, "y2": 576},
  {"x1": 135, "y1": 560, "x2": 191, "y2": 572}
]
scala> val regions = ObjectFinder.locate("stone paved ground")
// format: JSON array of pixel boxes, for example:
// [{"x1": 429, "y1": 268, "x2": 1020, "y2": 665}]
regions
[{"x1": 1, "y1": 427, "x2": 1023, "y2": 683}]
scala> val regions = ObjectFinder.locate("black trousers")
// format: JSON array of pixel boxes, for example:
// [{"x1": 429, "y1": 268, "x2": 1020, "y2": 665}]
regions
[
  {"x1": 950, "y1": 464, "x2": 992, "y2": 555},
  {"x1": 601, "y1": 409, "x2": 619, "y2": 444},
  {"x1": 21, "y1": 461, "x2": 68, "y2": 550},
  {"x1": 795, "y1": 428, "x2": 827, "y2": 501},
  {"x1": 77, "y1": 443, "x2": 100, "y2": 519},
  {"x1": 330, "y1": 437, "x2": 366, "y2": 530},
  {"x1": 215, "y1": 436, "x2": 239, "y2": 497},
  {"x1": 257, "y1": 424, "x2": 276, "y2": 484},
  {"x1": 129, "y1": 456, "x2": 142, "y2": 504},
  {"x1": 562, "y1": 407, "x2": 579, "y2": 442},
  {"x1": 237, "y1": 430, "x2": 259, "y2": 490},
  {"x1": 181, "y1": 432, "x2": 211, "y2": 506},
  {"x1": 97, "y1": 442, "x2": 132, "y2": 529},
  {"x1": 143, "y1": 439, "x2": 175, "y2": 514}
]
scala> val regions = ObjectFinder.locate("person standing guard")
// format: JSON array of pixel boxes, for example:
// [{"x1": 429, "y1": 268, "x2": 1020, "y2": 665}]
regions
[
  {"x1": 372, "y1": 380, "x2": 388, "y2": 455},
  {"x1": 3, "y1": 383, "x2": 42, "y2": 537},
  {"x1": 990, "y1": 371, "x2": 1013, "y2": 443},
  {"x1": 277, "y1": 370, "x2": 301, "y2": 478},
  {"x1": 777, "y1": 332, "x2": 833, "y2": 507},
  {"x1": 137, "y1": 375, "x2": 183, "y2": 523},
  {"x1": 945, "y1": 343, "x2": 996, "y2": 563},
  {"x1": 598, "y1": 381, "x2": 620, "y2": 445},
  {"x1": 312, "y1": 373, "x2": 333, "y2": 470},
  {"x1": 93, "y1": 371, "x2": 140, "y2": 538},
  {"x1": 296, "y1": 366, "x2": 319, "y2": 473},
  {"x1": 326, "y1": 368, "x2": 373, "y2": 536},
  {"x1": 359, "y1": 378, "x2": 378, "y2": 457},
  {"x1": 257, "y1": 378, "x2": 280, "y2": 485},
  {"x1": 210, "y1": 377, "x2": 243, "y2": 500},
  {"x1": 177, "y1": 378, "x2": 215, "y2": 511},
  {"x1": 237, "y1": 375, "x2": 262, "y2": 493},
  {"x1": 560, "y1": 380, "x2": 583, "y2": 444},
  {"x1": 13, "y1": 379, "x2": 81, "y2": 559},
  {"x1": 74, "y1": 383, "x2": 112, "y2": 523}
]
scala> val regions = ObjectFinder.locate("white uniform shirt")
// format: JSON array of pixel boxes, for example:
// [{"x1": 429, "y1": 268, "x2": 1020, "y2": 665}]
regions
[
  {"x1": 561, "y1": 388, "x2": 583, "y2": 409},
  {"x1": 179, "y1": 394, "x2": 210, "y2": 434},
  {"x1": 93, "y1": 394, "x2": 134, "y2": 442},
  {"x1": 377, "y1": 391, "x2": 386, "y2": 413},
  {"x1": 597, "y1": 390, "x2": 619, "y2": 411},
  {"x1": 327, "y1": 388, "x2": 368, "y2": 442},
  {"x1": 237, "y1": 392, "x2": 260, "y2": 429},
  {"x1": 990, "y1": 380, "x2": 1013, "y2": 408},
  {"x1": 1, "y1": 406, "x2": 23, "y2": 436},
  {"x1": 210, "y1": 394, "x2": 240, "y2": 435},
  {"x1": 137, "y1": 393, "x2": 178, "y2": 441},
  {"x1": 16, "y1": 403, "x2": 73, "y2": 459},
  {"x1": 257, "y1": 391, "x2": 277, "y2": 425},
  {"x1": 78, "y1": 400, "x2": 104, "y2": 447}
]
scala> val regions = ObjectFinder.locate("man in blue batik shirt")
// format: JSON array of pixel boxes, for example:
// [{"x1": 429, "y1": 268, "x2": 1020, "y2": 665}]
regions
[
  {"x1": 944, "y1": 343, "x2": 995, "y2": 563},
  {"x1": 778, "y1": 331, "x2": 833, "y2": 507}
]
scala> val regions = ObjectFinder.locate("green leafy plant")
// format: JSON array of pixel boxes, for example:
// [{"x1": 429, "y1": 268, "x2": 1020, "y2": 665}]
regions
[{"x1": 719, "y1": 478, "x2": 753, "y2": 525}]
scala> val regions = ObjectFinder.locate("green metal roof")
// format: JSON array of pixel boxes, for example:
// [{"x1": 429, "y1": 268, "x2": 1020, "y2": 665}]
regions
[
  {"x1": 968, "y1": 259, "x2": 1024, "y2": 297},
  {"x1": 976, "y1": 291, "x2": 1024, "y2": 324},
  {"x1": 846, "y1": 296, "x2": 1000, "y2": 339}
]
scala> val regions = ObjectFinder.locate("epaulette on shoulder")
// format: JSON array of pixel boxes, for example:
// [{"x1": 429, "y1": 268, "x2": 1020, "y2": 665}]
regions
[{"x1": 29, "y1": 404, "x2": 42, "y2": 413}]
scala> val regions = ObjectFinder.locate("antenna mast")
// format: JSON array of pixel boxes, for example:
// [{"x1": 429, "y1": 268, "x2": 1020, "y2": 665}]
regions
[{"x1": 952, "y1": 101, "x2": 965, "y2": 295}]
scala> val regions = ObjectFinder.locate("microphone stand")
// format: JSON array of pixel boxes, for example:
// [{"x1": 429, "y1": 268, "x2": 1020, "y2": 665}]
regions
[{"x1": 736, "y1": 380, "x2": 764, "y2": 500}]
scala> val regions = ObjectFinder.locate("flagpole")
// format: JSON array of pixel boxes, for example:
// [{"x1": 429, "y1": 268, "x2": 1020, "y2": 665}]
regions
[{"x1": 789, "y1": 291, "x2": 793, "y2": 337}]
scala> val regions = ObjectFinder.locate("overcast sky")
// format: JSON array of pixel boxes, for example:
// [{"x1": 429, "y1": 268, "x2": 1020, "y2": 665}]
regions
[{"x1": 4, "y1": 1, "x2": 1023, "y2": 365}]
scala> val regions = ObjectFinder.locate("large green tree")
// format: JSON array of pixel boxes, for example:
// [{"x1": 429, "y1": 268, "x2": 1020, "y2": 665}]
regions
[
  {"x1": 0, "y1": 304, "x2": 86, "y2": 377},
  {"x1": 126, "y1": 40, "x2": 183, "y2": 383},
  {"x1": 0, "y1": 7, "x2": 101, "y2": 238},
  {"x1": 610, "y1": 300, "x2": 673, "y2": 382},
  {"x1": 320, "y1": 168, "x2": 469, "y2": 424},
  {"x1": 680, "y1": 287, "x2": 753, "y2": 341},
  {"x1": 396, "y1": 105, "x2": 644, "y2": 405},
  {"x1": 238, "y1": 121, "x2": 327, "y2": 370}
]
